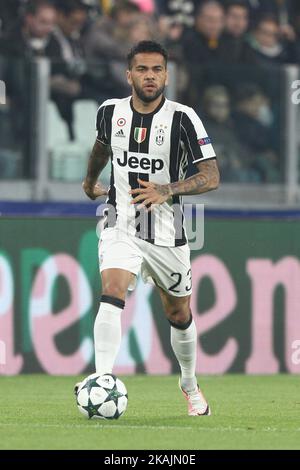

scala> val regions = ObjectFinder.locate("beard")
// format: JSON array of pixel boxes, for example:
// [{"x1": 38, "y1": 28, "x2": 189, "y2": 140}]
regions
[{"x1": 133, "y1": 82, "x2": 166, "y2": 103}]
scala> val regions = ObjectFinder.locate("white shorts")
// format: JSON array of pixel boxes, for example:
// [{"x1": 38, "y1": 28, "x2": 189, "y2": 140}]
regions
[{"x1": 98, "y1": 228, "x2": 192, "y2": 297}]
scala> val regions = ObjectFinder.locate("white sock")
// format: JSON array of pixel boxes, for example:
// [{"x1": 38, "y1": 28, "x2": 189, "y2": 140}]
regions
[
  {"x1": 171, "y1": 319, "x2": 197, "y2": 392},
  {"x1": 94, "y1": 301, "x2": 122, "y2": 376}
]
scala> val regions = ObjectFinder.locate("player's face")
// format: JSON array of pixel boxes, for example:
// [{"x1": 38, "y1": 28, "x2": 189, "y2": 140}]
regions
[{"x1": 127, "y1": 53, "x2": 168, "y2": 103}]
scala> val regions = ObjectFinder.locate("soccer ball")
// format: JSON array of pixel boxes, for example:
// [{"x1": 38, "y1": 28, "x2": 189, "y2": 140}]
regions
[{"x1": 76, "y1": 373, "x2": 128, "y2": 420}]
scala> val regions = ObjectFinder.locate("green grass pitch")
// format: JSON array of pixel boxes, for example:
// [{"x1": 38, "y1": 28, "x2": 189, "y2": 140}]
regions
[{"x1": 0, "y1": 375, "x2": 299, "y2": 450}]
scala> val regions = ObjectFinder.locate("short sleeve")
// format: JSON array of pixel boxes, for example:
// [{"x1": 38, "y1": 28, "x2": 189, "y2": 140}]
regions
[
  {"x1": 181, "y1": 108, "x2": 216, "y2": 164},
  {"x1": 96, "y1": 105, "x2": 110, "y2": 145}
]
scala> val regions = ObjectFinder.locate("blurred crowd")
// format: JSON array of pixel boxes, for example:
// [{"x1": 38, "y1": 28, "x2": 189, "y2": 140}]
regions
[
  {"x1": 2, "y1": 1, "x2": 300, "y2": 69},
  {"x1": 1, "y1": 0, "x2": 297, "y2": 181}
]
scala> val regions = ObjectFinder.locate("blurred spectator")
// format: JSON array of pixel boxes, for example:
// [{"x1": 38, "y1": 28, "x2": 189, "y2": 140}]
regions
[
  {"x1": 0, "y1": 0, "x2": 57, "y2": 57},
  {"x1": 127, "y1": 13, "x2": 157, "y2": 43},
  {"x1": 247, "y1": 0, "x2": 296, "y2": 30},
  {"x1": 232, "y1": 83, "x2": 280, "y2": 181},
  {"x1": 274, "y1": 0, "x2": 297, "y2": 42},
  {"x1": 223, "y1": 0, "x2": 250, "y2": 61},
  {"x1": 0, "y1": 0, "x2": 58, "y2": 177},
  {"x1": 155, "y1": 0, "x2": 200, "y2": 28},
  {"x1": 47, "y1": 0, "x2": 90, "y2": 138},
  {"x1": 242, "y1": 15, "x2": 290, "y2": 66},
  {"x1": 49, "y1": 0, "x2": 124, "y2": 139},
  {"x1": 83, "y1": 1, "x2": 141, "y2": 60},
  {"x1": 83, "y1": 1, "x2": 158, "y2": 92},
  {"x1": 201, "y1": 85, "x2": 258, "y2": 181},
  {"x1": 225, "y1": 0, "x2": 249, "y2": 38},
  {"x1": 158, "y1": 16, "x2": 185, "y2": 61},
  {"x1": 99, "y1": 0, "x2": 155, "y2": 14},
  {"x1": 111, "y1": 11, "x2": 159, "y2": 90},
  {"x1": 233, "y1": 83, "x2": 272, "y2": 151},
  {"x1": 182, "y1": 1, "x2": 242, "y2": 64},
  {"x1": 132, "y1": 0, "x2": 155, "y2": 13},
  {"x1": 50, "y1": 0, "x2": 88, "y2": 77},
  {"x1": 0, "y1": 0, "x2": 26, "y2": 34}
]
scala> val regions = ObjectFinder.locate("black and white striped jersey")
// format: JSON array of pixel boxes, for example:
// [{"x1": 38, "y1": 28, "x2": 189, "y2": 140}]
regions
[{"x1": 96, "y1": 95, "x2": 216, "y2": 247}]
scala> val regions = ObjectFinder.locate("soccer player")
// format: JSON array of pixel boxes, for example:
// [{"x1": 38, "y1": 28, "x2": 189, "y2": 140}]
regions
[{"x1": 79, "y1": 41, "x2": 219, "y2": 416}]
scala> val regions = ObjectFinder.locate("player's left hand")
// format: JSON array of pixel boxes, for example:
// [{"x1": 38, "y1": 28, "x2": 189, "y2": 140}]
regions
[{"x1": 129, "y1": 178, "x2": 172, "y2": 211}]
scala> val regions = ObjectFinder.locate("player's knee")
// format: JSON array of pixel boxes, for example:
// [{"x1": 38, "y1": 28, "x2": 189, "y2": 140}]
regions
[
  {"x1": 166, "y1": 307, "x2": 191, "y2": 327},
  {"x1": 102, "y1": 284, "x2": 126, "y2": 301}
]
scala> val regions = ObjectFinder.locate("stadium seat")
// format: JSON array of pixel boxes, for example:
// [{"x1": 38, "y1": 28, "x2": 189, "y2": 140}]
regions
[
  {"x1": 47, "y1": 100, "x2": 112, "y2": 183},
  {"x1": 73, "y1": 100, "x2": 111, "y2": 185},
  {"x1": 52, "y1": 141, "x2": 89, "y2": 182},
  {"x1": 74, "y1": 100, "x2": 99, "y2": 145},
  {"x1": 47, "y1": 101, "x2": 69, "y2": 149}
]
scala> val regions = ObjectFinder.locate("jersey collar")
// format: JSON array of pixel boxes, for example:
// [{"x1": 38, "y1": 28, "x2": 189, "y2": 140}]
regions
[{"x1": 130, "y1": 96, "x2": 166, "y2": 117}]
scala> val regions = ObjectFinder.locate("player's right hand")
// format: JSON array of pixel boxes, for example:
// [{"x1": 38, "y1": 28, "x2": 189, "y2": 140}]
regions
[{"x1": 82, "y1": 180, "x2": 108, "y2": 200}]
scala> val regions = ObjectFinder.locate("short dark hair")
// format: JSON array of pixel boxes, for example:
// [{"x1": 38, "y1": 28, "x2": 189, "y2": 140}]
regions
[
  {"x1": 254, "y1": 14, "x2": 279, "y2": 30},
  {"x1": 235, "y1": 83, "x2": 264, "y2": 103},
  {"x1": 196, "y1": 0, "x2": 224, "y2": 17},
  {"x1": 111, "y1": 0, "x2": 140, "y2": 19},
  {"x1": 127, "y1": 41, "x2": 168, "y2": 69},
  {"x1": 225, "y1": 0, "x2": 249, "y2": 12},
  {"x1": 54, "y1": 0, "x2": 87, "y2": 15},
  {"x1": 25, "y1": 0, "x2": 56, "y2": 16}
]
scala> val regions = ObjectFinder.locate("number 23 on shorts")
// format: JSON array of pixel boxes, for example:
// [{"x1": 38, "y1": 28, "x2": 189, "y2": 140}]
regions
[{"x1": 168, "y1": 269, "x2": 192, "y2": 294}]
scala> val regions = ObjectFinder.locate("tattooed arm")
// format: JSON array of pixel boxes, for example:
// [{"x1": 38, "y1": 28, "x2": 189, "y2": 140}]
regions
[
  {"x1": 130, "y1": 159, "x2": 220, "y2": 208},
  {"x1": 82, "y1": 140, "x2": 110, "y2": 200},
  {"x1": 167, "y1": 159, "x2": 220, "y2": 196}
]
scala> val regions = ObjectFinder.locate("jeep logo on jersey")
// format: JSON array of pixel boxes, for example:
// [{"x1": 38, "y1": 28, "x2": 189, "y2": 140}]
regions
[
  {"x1": 116, "y1": 152, "x2": 164, "y2": 174},
  {"x1": 134, "y1": 127, "x2": 147, "y2": 143},
  {"x1": 156, "y1": 128, "x2": 165, "y2": 146}
]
